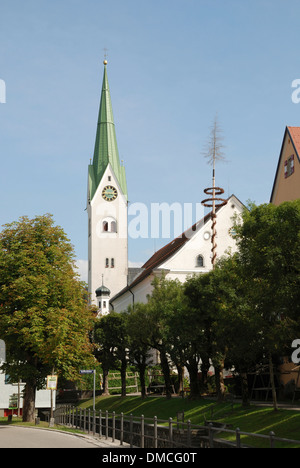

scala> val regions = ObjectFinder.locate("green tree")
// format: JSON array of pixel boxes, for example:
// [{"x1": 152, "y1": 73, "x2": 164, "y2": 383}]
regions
[
  {"x1": 125, "y1": 304, "x2": 152, "y2": 399},
  {"x1": 234, "y1": 200, "x2": 300, "y2": 410},
  {"x1": 185, "y1": 269, "x2": 228, "y2": 401},
  {"x1": 93, "y1": 312, "x2": 129, "y2": 397},
  {"x1": 0, "y1": 214, "x2": 94, "y2": 422},
  {"x1": 146, "y1": 276, "x2": 185, "y2": 399}
]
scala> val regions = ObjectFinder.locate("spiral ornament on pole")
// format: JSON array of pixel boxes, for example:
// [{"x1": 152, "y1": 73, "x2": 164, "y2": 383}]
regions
[{"x1": 201, "y1": 186, "x2": 227, "y2": 268}]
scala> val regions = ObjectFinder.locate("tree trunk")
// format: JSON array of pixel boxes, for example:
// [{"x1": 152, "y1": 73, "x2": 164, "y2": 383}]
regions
[
  {"x1": 241, "y1": 372, "x2": 250, "y2": 407},
  {"x1": 159, "y1": 348, "x2": 172, "y2": 399},
  {"x1": 102, "y1": 367, "x2": 110, "y2": 396},
  {"x1": 214, "y1": 361, "x2": 225, "y2": 402},
  {"x1": 22, "y1": 380, "x2": 36, "y2": 422},
  {"x1": 269, "y1": 353, "x2": 278, "y2": 411},
  {"x1": 120, "y1": 358, "x2": 127, "y2": 397},
  {"x1": 200, "y1": 356, "x2": 210, "y2": 393},
  {"x1": 186, "y1": 360, "x2": 200, "y2": 399},
  {"x1": 138, "y1": 362, "x2": 147, "y2": 399},
  {"x1": 176, "y1": 364, "x2": 185, "y2": 395}
]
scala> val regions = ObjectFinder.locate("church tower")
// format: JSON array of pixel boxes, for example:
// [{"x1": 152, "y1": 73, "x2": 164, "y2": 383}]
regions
[{"x1": 87, "y1": 61, "x2": 128, "y2": 305}]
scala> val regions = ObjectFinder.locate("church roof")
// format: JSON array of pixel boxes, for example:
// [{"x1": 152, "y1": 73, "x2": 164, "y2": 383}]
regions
[
  {"x1": 88, "y1": 62, "x2": 127, "y2": 200},
  {"x1": 95, "y1": 284, "x2": 111, "y2": 296}
]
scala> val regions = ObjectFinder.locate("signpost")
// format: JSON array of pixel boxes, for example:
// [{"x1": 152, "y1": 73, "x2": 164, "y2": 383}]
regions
[
  {"x1": 47, "y1": 375, "x2": 58, "y2": 427},
  {"x1": 80, "y1": 369, "x2": 96, "y2": 411}
]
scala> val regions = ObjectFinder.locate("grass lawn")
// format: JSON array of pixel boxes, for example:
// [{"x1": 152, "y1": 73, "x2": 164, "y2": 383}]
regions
[{"x1": 78, "y1": 395, "x2": 300, "y2": 448}]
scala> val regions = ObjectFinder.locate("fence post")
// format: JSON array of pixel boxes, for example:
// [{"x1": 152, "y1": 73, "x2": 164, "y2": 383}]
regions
[
  {"x1": 120, "y1": 412, "x2": 124, "y2": 446},
  {"x1": 105, "y1": 411, "x2": 109, "y2": 439},
  {"x1": 93, "y1": 409, "x2": 96, "y2": 435},
  {"x1": 99, "y1": 410, "x2": 102, "y2": 438},
  {"x1": 154, "y1": 416, "x2": 158, "y2": 448},
  {"x1": 84, "y1": 408, "x2": 86, "y2": 432},
  {"x1": 141, "y1": 414, "x2": 144, "y2": 448},
  {"x1": 187, "y1": 420, "x2": 191, "y2": 447},
  {"x1": 208, "y1": 422, "x2": 214, "y2": 448},
  {"x1": 169, "y1": 418, "x2": 173, "y2": 447},
  {"x1": 269, "y1": 431, "x2": 275, "y2": 448},
  {"x1": 88, "y1": 408, "x2": 91, "y2": 434},
  {"x1": 236, "y1": 427, "x2": 241, "y2": 448},
  {"x1": 112, "y1": 411, "x2": 115, "y2": 442},
  {"x1": 130, "y1": 413, "x2": 133, "y2": 448}
]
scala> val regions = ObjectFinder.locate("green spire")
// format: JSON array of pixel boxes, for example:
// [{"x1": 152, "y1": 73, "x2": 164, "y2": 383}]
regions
[{"x1": 88, "y1": 62, "x2": 127, "y2": 201}]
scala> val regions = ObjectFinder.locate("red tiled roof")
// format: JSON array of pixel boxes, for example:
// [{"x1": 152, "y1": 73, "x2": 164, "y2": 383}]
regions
[{"x1": 287, "y1": 127, "x2": 300, "y2": 160}]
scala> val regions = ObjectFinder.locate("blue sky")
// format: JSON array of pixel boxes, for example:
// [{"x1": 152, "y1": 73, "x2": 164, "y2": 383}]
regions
[{"x1": 0, "y1": 0, "x2": 300, "y2": 281}]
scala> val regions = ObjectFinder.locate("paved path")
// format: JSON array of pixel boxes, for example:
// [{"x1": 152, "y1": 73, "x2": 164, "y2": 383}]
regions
[{"x1": 0, "y1": 425, "x2": 129, "y2": 448}]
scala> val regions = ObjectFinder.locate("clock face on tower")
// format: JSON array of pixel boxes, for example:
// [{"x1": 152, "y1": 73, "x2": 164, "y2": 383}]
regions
[{"x1": 102, "y1": 185, "x2": 118, "y2": 202}]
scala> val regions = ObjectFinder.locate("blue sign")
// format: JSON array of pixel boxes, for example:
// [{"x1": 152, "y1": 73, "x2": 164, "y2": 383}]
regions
[{"x1": 80, "y1": 369, "x2": 94, "y2": 374}]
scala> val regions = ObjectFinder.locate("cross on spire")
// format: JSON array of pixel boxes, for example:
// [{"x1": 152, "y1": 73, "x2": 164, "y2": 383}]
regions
[{"x1": 103, "y1": 47, "x2": 108, "y2": 64}]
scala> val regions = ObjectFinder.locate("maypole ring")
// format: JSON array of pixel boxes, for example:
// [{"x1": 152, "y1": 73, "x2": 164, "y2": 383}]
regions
[{"x1": 201, "y1": 187, "x2": 227, "y2": 208}]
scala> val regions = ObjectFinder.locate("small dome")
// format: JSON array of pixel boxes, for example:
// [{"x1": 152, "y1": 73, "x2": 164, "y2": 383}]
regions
[{"x1": 95, "y1": 285, "x2": 111, "y2": 297}]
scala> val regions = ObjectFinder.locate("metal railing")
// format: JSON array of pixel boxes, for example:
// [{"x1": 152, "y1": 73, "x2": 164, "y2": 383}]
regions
[{"x1": 55, "y1": 405, "x2": 300, "y2": 449}]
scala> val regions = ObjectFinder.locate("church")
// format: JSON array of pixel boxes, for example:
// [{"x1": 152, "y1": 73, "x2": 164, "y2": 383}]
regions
[{"x1": 87, "y1": 61, "x2": 245, "y2": 314}]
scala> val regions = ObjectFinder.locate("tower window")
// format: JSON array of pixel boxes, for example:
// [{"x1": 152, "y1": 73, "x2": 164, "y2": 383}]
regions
[
  {"x1": 105, "y1": 258, "x2": 109, "y2": 268},
  {"x1": 102, "y1": 217, "x2": 117, "y2": 233},
  {"x1": 108, "y1": 176, "x2": 111, "y2": 181},
  {"x1": 196, "y1": 255, "x2": 204, "y2": 267},
  {"x1": 111, "y1": 258, "x2": 115, "y2": 268}
]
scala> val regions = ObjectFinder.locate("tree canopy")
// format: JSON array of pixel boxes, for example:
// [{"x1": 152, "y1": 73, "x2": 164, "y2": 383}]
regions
[{"x1": 0, "y1": 214, "x2": 94, "y2": 421}]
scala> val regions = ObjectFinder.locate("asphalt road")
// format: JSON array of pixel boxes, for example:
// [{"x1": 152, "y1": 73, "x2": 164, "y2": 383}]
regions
[{"x1": 0, "y1": 425, "x2": 128, "y2": 448}]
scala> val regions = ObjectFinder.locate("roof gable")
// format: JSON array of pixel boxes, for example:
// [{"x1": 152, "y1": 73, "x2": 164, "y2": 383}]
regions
[{"x1": 270, "y1": 126, "x2": 300, "y2": 203}]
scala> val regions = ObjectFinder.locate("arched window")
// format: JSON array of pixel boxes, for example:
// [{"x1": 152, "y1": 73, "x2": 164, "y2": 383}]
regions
[
  {"x1": 102, "y1": 217, "x2": 117, "y2": 233},
  {"x1": 196, "y1": 255, "x2": 204, "y2": 267}
]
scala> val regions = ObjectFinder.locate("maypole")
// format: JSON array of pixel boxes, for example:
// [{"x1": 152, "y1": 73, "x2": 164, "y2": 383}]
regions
[{"x1": 201, "y1": 115, "x2": 227, "y2": 268}]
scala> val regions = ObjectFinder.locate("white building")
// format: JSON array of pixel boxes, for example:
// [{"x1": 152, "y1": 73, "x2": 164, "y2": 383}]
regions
[{"x1": 0, "y1": 340, "x2": 54, "y2": 417}]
